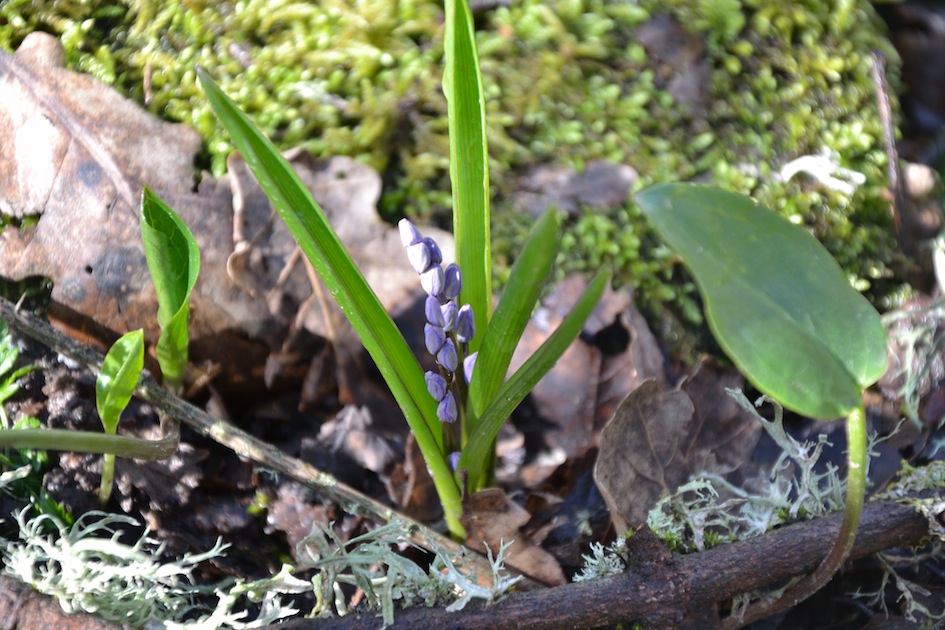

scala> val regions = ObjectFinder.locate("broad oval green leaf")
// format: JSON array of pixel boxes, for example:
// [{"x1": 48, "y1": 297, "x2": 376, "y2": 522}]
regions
[
  {"x1": 140, "y1": 187, "x2": 200, "y2": 392},
  {"x1": 635, "y1": 183, "x2": 887, "y2": 420},
  {"x1": 96, "y1": 329, "x2": 144, "y2": 434}
]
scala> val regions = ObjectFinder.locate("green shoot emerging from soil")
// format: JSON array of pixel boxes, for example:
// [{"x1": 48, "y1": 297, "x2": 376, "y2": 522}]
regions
[{"x1": 197, "y1": 0, "x2": 608, "y2": 539}]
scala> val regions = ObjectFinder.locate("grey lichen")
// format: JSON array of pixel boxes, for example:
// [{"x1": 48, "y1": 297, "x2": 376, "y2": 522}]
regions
[
  {"x1": 646, "y1": 390, "x2": 846, "y2": 553},
  {"x1": 297, "y1": 520, "x2": 520, "y2": 624},
  {"x1": 0, "y1": 507, "x2": 521, "y2": 628},
  {"x1": 0, "y1": 508, "x2": 308, "y2": 627}
]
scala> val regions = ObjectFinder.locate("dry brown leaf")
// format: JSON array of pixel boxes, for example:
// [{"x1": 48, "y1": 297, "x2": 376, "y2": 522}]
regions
[
  {"x1": 0, "y1": 32, "x2": 202, "y2": 342},
  {"x1": 0, "y1": 32, "x2": 451, "y2": 406},
  {"x1": 593, "y1": 379, "x2": 694, "y2": 535},
  {"x1": 384, "y1": 434, "x2": 442, "y2": 523},
  {"x1": 679, "y1": 360, "x2": 762, "y2": 475},
  {"x1": 593, "y1": 363, "x2": 762, "y2": 536},
  {"x1": 512, "y1": 160, "x2": 639, "y2": 218},
  {"x1": 593, "y1": 301, "x2": 667, "y2": 431},
  {"x1": 461, "y1": 487, "x2": 566, "y2": 586}
]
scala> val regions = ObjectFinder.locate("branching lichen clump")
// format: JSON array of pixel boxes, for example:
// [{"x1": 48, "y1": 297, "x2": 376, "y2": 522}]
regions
[{"x1": 0, "y1": 0, "x2": 905, "y2": 317}]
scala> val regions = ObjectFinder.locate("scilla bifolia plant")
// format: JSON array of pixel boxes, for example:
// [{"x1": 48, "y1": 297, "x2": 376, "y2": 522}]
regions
[
  {"x1": 635, "y1": 184, "x2": 888, "y2": 624},
  {"x1": 197, "y1": 0, "x2": 609, "y2": 539}
]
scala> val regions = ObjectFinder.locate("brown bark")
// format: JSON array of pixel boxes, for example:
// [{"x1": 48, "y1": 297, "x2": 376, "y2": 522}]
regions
[{"x1": 277, "y1": 499, "x2": 932, "y2": 629}]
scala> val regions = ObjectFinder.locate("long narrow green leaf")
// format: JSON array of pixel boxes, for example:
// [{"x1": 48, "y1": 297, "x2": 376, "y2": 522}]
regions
[
  {"x1": 460, "y1": 271, "x2": 610, "y2": 490},
  {"x1": 196, "y1": 69, "x2": 463, "y2": 535},
  {"x1": 467, "y1": 208, "x2": 559, "y2": 417},
  {"x1": 140, "y1": 187, "x2": 200, "y2": 392},
  {"x1": 444, "y1": 0, "x2": 491, "y2": 353}
]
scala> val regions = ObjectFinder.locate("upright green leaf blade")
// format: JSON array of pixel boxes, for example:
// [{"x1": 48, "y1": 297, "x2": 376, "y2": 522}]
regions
[
  {"x1": 467, "y1": 208, "x2": 560, "y2": 417},
  {"x1": 636, "y1": 184, "x2": 887, "y2": 419},
  {"x1": 96, "y1": 329, "x2": 144, "y2": 434},
  {"x1": 444, "y1": 0, "x2": 491, "y2": 353},
  {"x1": 140, "y1": 188, "x2": 199, "y2": 328},
  {"x1": 140, "y1": 188, "x2": 200, "y2": 392},
  {"x1": 461, "y1": 271, "x2": 610, "y2": 489},
  {"x1": 197, "y1": 69, "x2": 464, "y2": 536}
]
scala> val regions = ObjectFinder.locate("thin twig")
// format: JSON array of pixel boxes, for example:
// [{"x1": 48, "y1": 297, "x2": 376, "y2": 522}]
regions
[
  {"x1": 871, "y1": 51, "x2": 908, "y2": 251},
  {"x1": 0, "y1": 296, "x2": 489, "y2": 572}
]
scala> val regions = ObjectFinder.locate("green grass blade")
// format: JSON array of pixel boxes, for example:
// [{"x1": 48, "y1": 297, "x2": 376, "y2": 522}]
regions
[
  {"x1": 444, "y1": 0, "x2": 491, "y2": 353},
  {"x1": 461, "y1": 270, "x2": 610, "y2": 490},
  {"x1": 197, "y1": 69, "x2": 463, "y2": 535},
  {"x1": 96, "y1": 329, "x2": 144, "y2": 435},
  {"x1": 140, "y1": 187, "x2": 200, "y2": 392},
  {"x1": 467, "y1": 208, "x2": 560, "y2": 417}
]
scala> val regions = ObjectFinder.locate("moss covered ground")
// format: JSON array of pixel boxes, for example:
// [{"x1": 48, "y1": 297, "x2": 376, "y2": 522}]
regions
[{"x1": 0, "y1": 0, "x2": 906, "y2": 334}]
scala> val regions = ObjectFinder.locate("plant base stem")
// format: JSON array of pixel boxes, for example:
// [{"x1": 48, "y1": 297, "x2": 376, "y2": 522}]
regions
[
  {"x1": 724, "y1": 404, "x2": 867, "y2": 628},
  {"x1": 99, "y1": 452, "x2": 116, "y2": 504}
]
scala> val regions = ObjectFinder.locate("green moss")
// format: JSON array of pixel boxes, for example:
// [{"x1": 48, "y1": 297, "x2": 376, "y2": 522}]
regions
[{"x1": 0, "y1": 0, "x2": 908, "y2": 334}]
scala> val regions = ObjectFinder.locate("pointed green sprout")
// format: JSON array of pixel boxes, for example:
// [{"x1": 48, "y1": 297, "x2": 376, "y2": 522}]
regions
[
  {"x1": 0, "y1": 189, "x2": 196, "y2": 476},
  {"x1": 0, "y1": 320, "x2": 38, "y2": 428},
  {"x1": 96, "y1": 329, "x2": 144, "y2": 504},
  {"x1": 198, "y1": 0, "x2": 608, "y2": 536},
  {"x1": 140, "y1": 186, "x2": 201, "y2": 395},
  {"x1": 635, "y1": 183, "x2": 887, "y2": 621}
]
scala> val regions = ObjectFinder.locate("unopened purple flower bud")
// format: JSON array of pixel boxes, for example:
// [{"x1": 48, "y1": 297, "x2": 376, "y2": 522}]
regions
[
  {"x1": 440, "y1": 301, "x2": 458, "y2": 332},
  {"x1": 437, "y1": 391, "x2": 458, "y2": 423},
  {"x1": 420, "y1": 265, "x2": 444, "y2": 297},
  {"x1": 449, "y1": 451, "x2": 462, "y2": 471},
  {"x1": 425, "y1": 371, "x2": 448, "y2": 401},
  {"x1": 423, "y1": 237, "x2": 443, "y2": 266},
  {"x1": 443, "y1": 264, "x2": 462, "y2": 300},
  {"x1": 456, "y1": 304, "x2": 475, "y2": 342},
  {"x1": 425, "y1": 295, "x2": 445, "y2": 326},
  {"x1": 463, "y1": 351, "x2": 478, "y2": 384},
  {"x1": 406, "y1": 241, "x2": 432, "y2": 274},
  {"x1": 424, "y1": 323, "x2": 445, "y2": 355},
  {"x1": 437, "y1": 338, "x2": 459, "y2": 372},
  {"x1": 399, "y1": 219, "x2": 423, "y2": 247}
]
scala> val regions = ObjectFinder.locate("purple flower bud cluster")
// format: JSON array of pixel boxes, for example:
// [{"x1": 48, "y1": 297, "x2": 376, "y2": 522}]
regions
[{"x1": 400, "y1": 219, "x2": 479, "y2": 425}]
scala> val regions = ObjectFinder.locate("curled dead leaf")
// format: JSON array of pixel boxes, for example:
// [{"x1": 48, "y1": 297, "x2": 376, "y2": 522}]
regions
[
  {"x1": 593, "y1": 363, "x2": 760, "y2": 536},
  {"x1": 461, "y1": 487, "x2": 566, "y2": 587}
]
